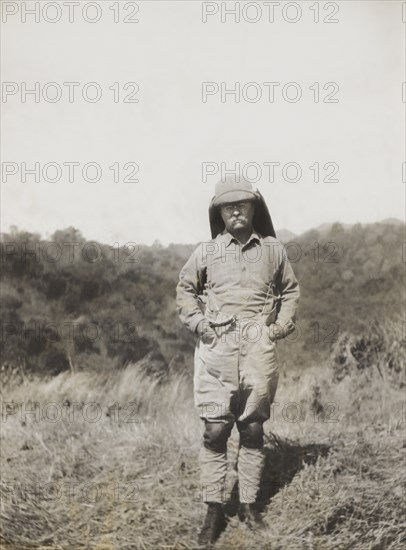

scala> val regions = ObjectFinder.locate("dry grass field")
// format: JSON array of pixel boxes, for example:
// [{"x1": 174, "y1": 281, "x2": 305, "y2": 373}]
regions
[{"x1": 1, "y1": 323, "x2": 405, "y2": 550}]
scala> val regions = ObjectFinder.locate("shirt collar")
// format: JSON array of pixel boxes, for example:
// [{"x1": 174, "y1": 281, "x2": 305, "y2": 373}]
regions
[{"x1": 220, "y1": 230, "x2": 261, "y2": 248}]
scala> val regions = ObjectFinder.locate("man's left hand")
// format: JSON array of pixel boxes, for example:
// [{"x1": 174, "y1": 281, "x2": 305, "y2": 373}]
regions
[{"x1": 268, "y1": 320, "x2": 296, "y2": 341}]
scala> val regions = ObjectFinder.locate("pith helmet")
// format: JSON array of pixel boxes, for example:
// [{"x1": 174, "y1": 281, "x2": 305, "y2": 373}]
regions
[{"x1": 208, "y1": 176, "x2": 276, "y2": 239}]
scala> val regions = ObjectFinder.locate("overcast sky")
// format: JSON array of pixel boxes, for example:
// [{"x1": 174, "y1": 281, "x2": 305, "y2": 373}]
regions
[{"x1": 2, "y1": 0, "x2": 405, "y2": 245}]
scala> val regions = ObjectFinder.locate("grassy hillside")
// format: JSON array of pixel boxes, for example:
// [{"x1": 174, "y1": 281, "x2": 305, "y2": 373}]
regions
[{"x1": 1, "y1": 220, "x2": 404, "y2": 548}]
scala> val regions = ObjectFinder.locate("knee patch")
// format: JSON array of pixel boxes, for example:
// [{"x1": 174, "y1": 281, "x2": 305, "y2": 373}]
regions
[
  {"x1": 238, "y1": 422, "x2": 264, "y2": 449},
  {"x1": 203, "y1": 421, "x2": 233, "y2": 453}
]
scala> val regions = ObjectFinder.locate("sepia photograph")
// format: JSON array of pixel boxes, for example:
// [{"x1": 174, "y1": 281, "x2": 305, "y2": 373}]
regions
[{"x1": 1, "y1": 1, "x2": 405, "y2": 548}]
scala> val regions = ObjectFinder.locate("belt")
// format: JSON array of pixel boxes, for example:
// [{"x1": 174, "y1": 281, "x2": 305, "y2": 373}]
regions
[
  {"x1": 208, "y1": 313, "x2": 269, "y2": 328},
  {"x1": 208, "y1": 314, "x2": 237, "y2": 327}
]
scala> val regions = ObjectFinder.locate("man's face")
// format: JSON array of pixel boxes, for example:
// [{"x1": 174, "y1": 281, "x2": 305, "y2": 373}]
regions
[{"x1": 220, "y1": 200, "x2": 255, "y2": 233}]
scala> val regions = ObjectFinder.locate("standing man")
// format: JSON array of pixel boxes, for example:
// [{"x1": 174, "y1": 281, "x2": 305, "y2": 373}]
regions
[{"x1": 176, "y1": 177, "x2": 300, "y2": 546}]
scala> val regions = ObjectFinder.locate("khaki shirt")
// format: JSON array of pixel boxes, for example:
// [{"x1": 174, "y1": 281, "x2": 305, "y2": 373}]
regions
[{"x1": 176, "y1": 230, "x2": 300, "y2": 334}]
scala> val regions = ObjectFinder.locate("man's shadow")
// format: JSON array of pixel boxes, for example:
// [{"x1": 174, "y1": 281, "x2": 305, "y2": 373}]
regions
[{"x1": 224, "y1": 432, "x2": 331, "y2": 517}]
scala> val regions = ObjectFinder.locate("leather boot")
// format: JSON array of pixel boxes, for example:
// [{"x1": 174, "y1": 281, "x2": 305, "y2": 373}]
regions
[
  {"x1": 238, "y1": 503, "x2": 266, "y2": 531},
  {"x1": 197, "y1": 502, "x2": 227, "y2": 546}
]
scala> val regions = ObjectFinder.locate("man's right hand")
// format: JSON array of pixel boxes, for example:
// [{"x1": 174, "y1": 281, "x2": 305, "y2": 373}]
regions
[{"x1": 196, "y1": 320, "x2": 217, "y2": 344}]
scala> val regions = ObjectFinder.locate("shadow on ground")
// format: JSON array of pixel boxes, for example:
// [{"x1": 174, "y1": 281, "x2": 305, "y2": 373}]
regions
[{"x1": 224, "y1": 433, "x2": 331, "y2": 517}]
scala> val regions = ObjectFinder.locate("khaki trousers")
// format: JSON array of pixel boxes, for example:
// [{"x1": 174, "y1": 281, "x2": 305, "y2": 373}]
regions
[{"x1": 194, "y1": 317, "x2": 279, "y2": 504}]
